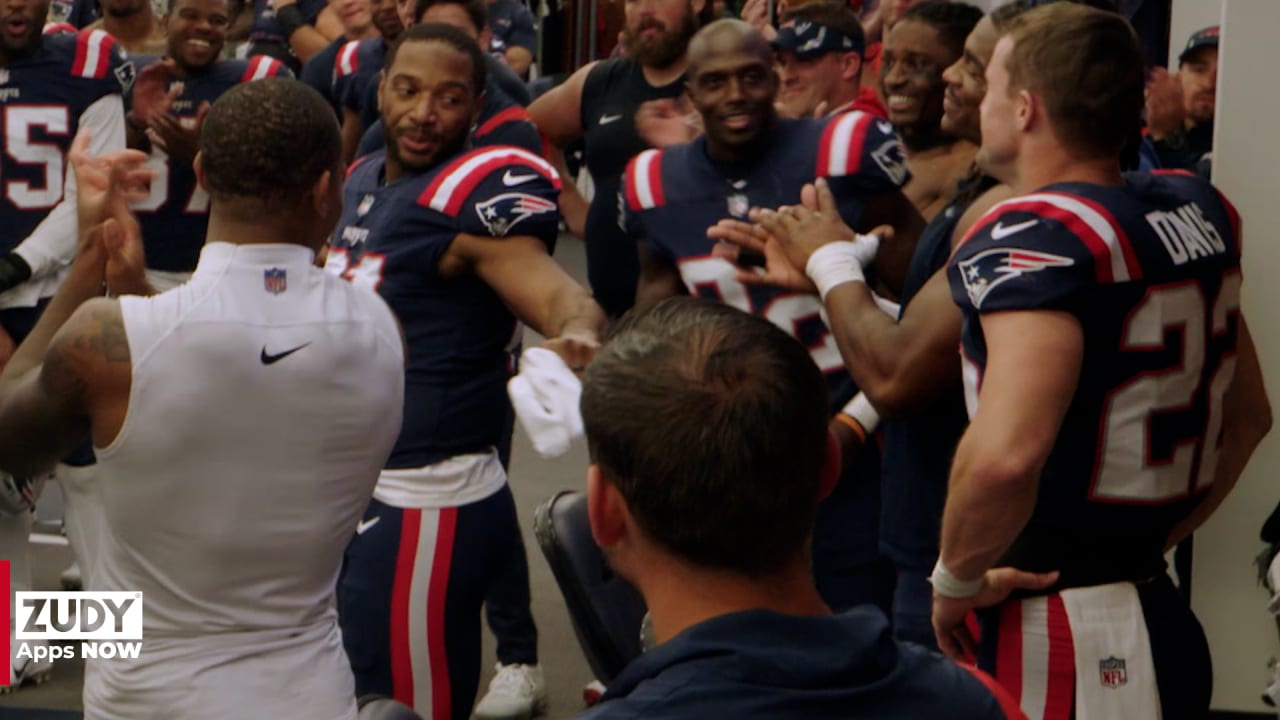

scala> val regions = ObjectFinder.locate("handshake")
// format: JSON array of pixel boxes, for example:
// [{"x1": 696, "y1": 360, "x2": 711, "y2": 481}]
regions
[{"x1": 705, "y1": 177, "x2": 890, "y2": 301}]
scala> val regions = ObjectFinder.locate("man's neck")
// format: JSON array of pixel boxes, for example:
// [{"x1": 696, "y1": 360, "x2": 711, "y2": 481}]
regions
[
  {"x1": 900, "y1": 127, "x2": 955, "y2": 155},
  {"x1": 635, "y1": 557, "x2": 830, "y2": 645},
  {"x1": 1011, "y1": 144, "x2": 1124, "y2": 195},
  {"x1": 347, "y1": 24, "x2": 379, "y2": 40},
  {"x1": 207, "y1": 211, "x2": 319, "y2": 250},
  {"x1": 823, "y1": 85, "x2": 861, "y2": 117},
  {"x1": 640, "y1": 56, "x2": 687, "y2": 88},
  {"x1": 104, "y1": 9, "x2": 158, "y2": 46}
]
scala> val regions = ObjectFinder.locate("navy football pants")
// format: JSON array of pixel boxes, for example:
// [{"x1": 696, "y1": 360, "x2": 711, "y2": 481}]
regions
[{"x1": 339, "y1": 486, "x2": 521, "y2": 720}]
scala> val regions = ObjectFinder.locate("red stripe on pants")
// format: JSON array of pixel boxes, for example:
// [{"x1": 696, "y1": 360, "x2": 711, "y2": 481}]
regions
[
  {"x1": 391, "y1": 509, "x2": 422, "y2": 706},
  {"x1": 426, "y1": 508, "x2": 458, "y2": 720}
]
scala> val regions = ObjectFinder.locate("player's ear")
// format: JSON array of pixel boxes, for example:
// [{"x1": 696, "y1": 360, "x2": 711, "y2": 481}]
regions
[
  {"x1": 840, "y1": 51, "x2": 862, "y2": 84},
  {"x1": 1016, "y1": 88, "x2": 1035, "y2": 133},
  {"x1": 310, "y1": 169, "x2": 335, "y2": 217},
  {"x1": 817, "y1": 429, "x2": 840, "y2": 501},
  {"x1": 376, "y1": 69, "x2": 387, "y2": 113},
  {"x1": 193, "y1": 152, "x2": 207, "y2": 191},
  {"x1": 587, "y1": 465, "x2": 626, "y2": 549}
]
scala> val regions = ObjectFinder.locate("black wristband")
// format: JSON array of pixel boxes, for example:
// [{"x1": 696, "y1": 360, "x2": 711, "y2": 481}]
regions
[
  {"x1": 275, "y1": 4, "x2": 306, "y2": 38},
  {"x1": 0, "y1": 253, "x2": 32, "y2": 293}
]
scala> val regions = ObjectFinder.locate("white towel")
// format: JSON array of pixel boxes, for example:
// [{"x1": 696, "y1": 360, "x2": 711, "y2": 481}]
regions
[
  {"x1": 1060, "y1": 583, "x2": 1161, "y2": 720},
  {"x1": 508, "y1": 347, "x2": 584, "y2": 458}
]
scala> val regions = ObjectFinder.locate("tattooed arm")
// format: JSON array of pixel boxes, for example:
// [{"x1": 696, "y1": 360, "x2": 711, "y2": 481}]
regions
[{"x1": 0, "y1": 257, "x2": 132, "y2": 477}]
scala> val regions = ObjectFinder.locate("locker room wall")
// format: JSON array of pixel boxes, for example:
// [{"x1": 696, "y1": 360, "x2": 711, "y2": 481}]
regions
[{"x1": 1183, "y1": 0, "x2": 1280, "y2": 714}]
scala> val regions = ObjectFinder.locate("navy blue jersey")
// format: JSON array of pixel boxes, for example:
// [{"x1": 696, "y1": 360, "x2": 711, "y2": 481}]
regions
[
  {"x1": 301, "y1": 35, "x2": 346, "y2": 117},
  {"x1": 486, "y1": 0, "x2": 535, "y2": 57},
  {"x1": 624, "y1": 114, "x2": 907, "y2": 407},
  {"x1": 332, "y1": 37, "x2": 385, "y2": 121},
  {"x1": 0, "y1": 29, "x2": 130, "y2": 253},
  {"x1": 129, "y1": 56, "x2": 291, "y2": 273},
  {"x1": 249, "y1": 0, "x2": 327, "y2": 46},
  {"x1": 327, "y1": 146, "x2": 561, "y2": 468},
  {"x1": 948, "y1": 171, "x2": 1243, "y2": 588},
  {"x1": 356, "y1": 84, "x2": 542, "y2": 159}
]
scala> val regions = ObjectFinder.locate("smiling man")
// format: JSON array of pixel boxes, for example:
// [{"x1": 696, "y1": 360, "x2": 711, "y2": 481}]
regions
[
  {"x1": 880, "y1": 0, "x2": 980, "y2": 220},
  {"x1": 627, "y1": 18, "x2": 921, "y2": 616},
  {"x1": 327, "y1": 23, "x2": 605, "y2": 720},
  {"x1": 127, "y1": 0, "x2": 292, "y2": 291}
]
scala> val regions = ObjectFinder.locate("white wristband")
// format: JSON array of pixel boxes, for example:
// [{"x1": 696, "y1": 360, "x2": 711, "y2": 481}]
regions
[
  {"x1": 840, "y1": 392, "x2": 880, "y2": 435},
  {"x1": 806, "y1": 242, "x2": 866, "y2": 302},
  {"x1": 930, "y1": 559, "x2": 985, "y2": 599}
]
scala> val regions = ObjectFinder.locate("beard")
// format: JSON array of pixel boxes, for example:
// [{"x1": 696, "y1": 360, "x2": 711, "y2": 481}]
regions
[{"x1": 625, "y1": 9, "x2": 697, "y2": 69}]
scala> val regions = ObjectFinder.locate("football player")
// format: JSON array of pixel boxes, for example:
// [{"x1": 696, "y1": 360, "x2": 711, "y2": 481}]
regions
[
  {"x1": 626, "y1": 19, "x2": 922, "y2": 614},
  {"x1": 931, "y1": 6, "x2": 1269, "y2": 719},
  {"x1": 0, "y1": 0, "x2": 131, "y2": 689},
  {"x1": 326, "y1": 23, "x2": 604, "y2": 720},
  {"x1": 128, "y1": 0, "x2": 292, "y2": 292},
  {"x1": 330, "y1": 0, "x2": 402, "y2": 162},
  {"x1": 354, "y1": 0, "x2": 539, "y2": 159}
]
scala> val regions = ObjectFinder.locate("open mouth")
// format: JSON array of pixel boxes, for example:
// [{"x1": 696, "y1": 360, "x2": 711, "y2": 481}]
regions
[
  {"x1": 887, "y1": 94, "x2": 917, "y2": 113},
  {"x1": 722, "y1": 113, "x2": 754, "y2": 131},
  {"x1": 4, "y1": 17, "x2": 29, "y2": 37}
]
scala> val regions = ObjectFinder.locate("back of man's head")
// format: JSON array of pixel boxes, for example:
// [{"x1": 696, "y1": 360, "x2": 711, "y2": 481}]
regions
[
  {"x1": 899, "y1": 1, "x2": 982, "y2": 58},
  {"x1": 199, "y1": 78, "x2": 341, "y2": 210},
  {"x1": 1000, "y1": 2, "x2": 1143, "y2": 159},
  {"x1": 581, "y1": 298, "x2": 831, "y2": 576}
]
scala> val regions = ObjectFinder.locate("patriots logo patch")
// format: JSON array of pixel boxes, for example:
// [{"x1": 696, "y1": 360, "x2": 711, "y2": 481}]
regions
[
  {"x1": 871, "y1": 138, "x2": 908, "y2": 187},
  {"x1": 114, "y1": 60, "x2": 136, "y2": 92},
  {"x1": 475, "y1": 192, "x2": 558, "y2": 237},
  {"x1": 958, "y1": 247, "x2": 1074, "y2": 308}
]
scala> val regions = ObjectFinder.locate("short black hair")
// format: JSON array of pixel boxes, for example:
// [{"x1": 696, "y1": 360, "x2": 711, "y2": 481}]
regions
[
  {"x1": 581, "y1": 298, "x2": 831, "y2": 576},
  {"x1": 199, "y1": 78, "x2": 339, "y2": 206},
  {"x1": 413, "y1": 0, "x2": 487, "y2": 34},
  {"x1": 385, "y1": 22, "x2": 487, "y2": 94},
  {"x1": 899, "y1": 1, "x2": 983, "y2": 58},
  {"x1": 781, "y1": 0, "x2": 865, "y2": 55}
]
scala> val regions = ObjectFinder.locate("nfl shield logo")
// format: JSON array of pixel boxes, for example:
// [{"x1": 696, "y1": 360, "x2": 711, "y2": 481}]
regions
[
  {"x1": 0, "y1": 69, "x2": 9, "y2": 85},
  {"x1": 1099, "y1": 656, "x2": 1127, "y2": 688},
  {"x1": 727, "y1": 193, "x2": 750, "y2": 219},
  {"x1": 357, "y1": 194, "x2": 375, "y2": 217},
  {"x1": 264, "y1": 268, "x2": 287, "y2": 294}
]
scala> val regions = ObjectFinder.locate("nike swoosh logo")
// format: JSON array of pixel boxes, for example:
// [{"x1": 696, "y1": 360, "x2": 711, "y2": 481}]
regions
[
  {"x1": 356, "y1": 516, "x2": 380, "y2": 535},
  {"x1": 503, "y1": 170, "x2": 538, "y2": 186},
  {"x1": 260, "y1": 343, "x2": 311, "y2": 365},
  {"x1": 990, "y1": 219, "x2": 1039, "y2": 240},
  {"x1": 599, "y1": 113, "x2": 622, "y2": 125}
]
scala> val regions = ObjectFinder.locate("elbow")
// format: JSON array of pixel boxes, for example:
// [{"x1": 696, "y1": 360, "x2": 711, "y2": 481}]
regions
[
  {"x1": 957, "y1": 445, "x2": 1043, "y2": 503},
  {"x1": 861, "y1": 376, "x2": 914, "y2": 421}
]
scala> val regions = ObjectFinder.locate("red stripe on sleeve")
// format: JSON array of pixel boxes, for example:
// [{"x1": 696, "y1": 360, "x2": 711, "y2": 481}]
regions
[{"x1": 475, "y1": 107, "x2": 531, "y2": 139}]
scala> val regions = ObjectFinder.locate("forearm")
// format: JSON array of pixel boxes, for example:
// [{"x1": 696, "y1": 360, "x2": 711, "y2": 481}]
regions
[
  {"x1": 543, "y1": 280, "x2": 606, "y2": 340},
  {"x1": 939, "y1": 438, "x2": 1040, "y2": 580},
  {"x1": 825, "y1": 282, "x2": 922, "y2": 417}
]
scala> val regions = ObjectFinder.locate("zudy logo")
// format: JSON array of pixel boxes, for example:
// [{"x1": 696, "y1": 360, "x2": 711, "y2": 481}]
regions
[{"x1": 0, "y1": 560, "x2": 145, "y2": 685}]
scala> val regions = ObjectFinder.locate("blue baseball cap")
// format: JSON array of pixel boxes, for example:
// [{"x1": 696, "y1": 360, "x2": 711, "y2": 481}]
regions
[{"x1": 772, "y1": 19, "x2": 864, "y2": 59}]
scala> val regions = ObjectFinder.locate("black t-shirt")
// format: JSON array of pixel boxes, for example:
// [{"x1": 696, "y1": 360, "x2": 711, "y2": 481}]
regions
[{"x1": 578, "y1": 58, "x2": 684, "y2": 317}]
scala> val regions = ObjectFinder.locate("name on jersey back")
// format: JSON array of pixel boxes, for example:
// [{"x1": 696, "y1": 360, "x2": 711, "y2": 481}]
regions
[{"x1": 1146, "y1": 202, "x2": 1228, "y2": 266}]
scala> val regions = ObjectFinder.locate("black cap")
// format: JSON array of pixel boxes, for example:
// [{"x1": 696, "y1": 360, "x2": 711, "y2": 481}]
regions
[{"x1": 1179, "y1": 26, "x2": 1219, "y2": 64}]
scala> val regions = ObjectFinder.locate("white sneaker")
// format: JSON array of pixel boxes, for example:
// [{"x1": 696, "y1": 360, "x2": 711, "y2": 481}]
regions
[
  {"x1": 472, "y1": 663, "x2": 547, "y2": 720},
  {"x1": 61, "y1": 561, "x2": 82, "y2": 591}
]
